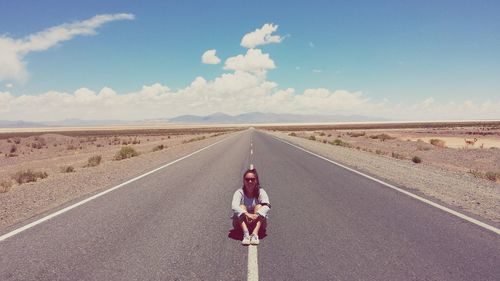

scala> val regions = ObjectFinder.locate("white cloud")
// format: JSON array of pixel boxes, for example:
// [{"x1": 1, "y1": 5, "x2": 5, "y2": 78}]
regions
[
  {"x1": 312, "y1": 69, "x2": 322, "y2": 73},
  {"x1": 2, "y1": 72, "x2": 500, "y2": 121},
  {"x1": 201, "y1": 49, "x2": 221, "y2": 64},
  {"x1": 241, "y1": 23, "x2": 283, "y2": 48},
  {"x1": 419, "y1": 97, "x2": 434, "y2": 108},
  {"x1": 0, "y1": 13, "x2": 134, "y2": 82},
  {"x1": 0, "y1": 70, "x2": 379, "y2": 121},
  {"x1": 5, "y1": 83, "x2": 13, "y2": 88},
  {"x1": 224, "y1": 49, "x2": 275, "y2": 74}
]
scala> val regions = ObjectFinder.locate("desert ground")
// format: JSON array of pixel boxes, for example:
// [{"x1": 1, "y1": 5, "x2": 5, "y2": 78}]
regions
[
  {"x1": 1, "y1": 122, "x2": 499, "y2": 232},
  {"x1": 260, "y1": 121, "x2": 500, "y2": 180},
  {"x1": 262, "y1": 121, "x2": 500, "y2": 224},
  {"x1": 0, "y1": 126, "x2": 242, "y2": 231}
]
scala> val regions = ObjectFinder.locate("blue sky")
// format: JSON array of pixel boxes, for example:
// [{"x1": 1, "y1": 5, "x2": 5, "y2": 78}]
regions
[{"x1": 1, "y1": 0, "x2": 499, "y2": 121}]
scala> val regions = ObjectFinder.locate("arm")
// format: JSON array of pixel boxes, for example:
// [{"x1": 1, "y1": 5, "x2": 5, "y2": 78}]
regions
[
  {"x1": 231, "y1": 190, "x2": 246, "y2": 218},
  {"x1": 257, "y1": 189, "x2": 271, "y2": 217}
]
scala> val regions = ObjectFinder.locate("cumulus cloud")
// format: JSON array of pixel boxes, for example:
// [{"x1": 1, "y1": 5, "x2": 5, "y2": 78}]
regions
[
  {"x1": 224, "y1": 49, "x2": 275, "y2": 74},
  {"x1": 241, "y1": 23, "x2": 284, "y2": 48},
  {"x1": 2, "y1": 72, "x2": 499, "y2": 121},
  {"x1": 5, "y1": 83, "x2": 13, "y2": 88},
  {"x1": 0, "y1": 13, "x2": 135, "y2": 82},
  {"x1": 201, "y1": 49, "x2": 221, "y2": 64},
  {"x1": 0, "y1": 70, "x2": 381, "y2": 121}
]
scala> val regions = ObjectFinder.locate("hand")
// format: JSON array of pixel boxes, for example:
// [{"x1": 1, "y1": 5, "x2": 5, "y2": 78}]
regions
[{"x1": 244, "y1": 212, "x2": 258, "y2": 222}]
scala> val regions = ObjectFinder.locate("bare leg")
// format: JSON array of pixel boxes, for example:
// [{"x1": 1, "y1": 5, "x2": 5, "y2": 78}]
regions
[
  {"x1": 252, "y1": 204, "x2": 263, "y2": 236},
  {"x1": 239, "y1": 205, "x2": 250, "y2": 234}
]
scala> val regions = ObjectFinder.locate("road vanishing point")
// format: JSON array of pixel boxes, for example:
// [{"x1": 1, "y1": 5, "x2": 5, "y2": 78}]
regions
[{"x1": 1, "y1": 129, "x2": 499, "y2": 280}]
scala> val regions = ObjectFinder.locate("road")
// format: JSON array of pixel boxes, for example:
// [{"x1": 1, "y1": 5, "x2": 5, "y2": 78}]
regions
[{"x1": 0, "y1": 129, "x2": 499, "y2": 280}]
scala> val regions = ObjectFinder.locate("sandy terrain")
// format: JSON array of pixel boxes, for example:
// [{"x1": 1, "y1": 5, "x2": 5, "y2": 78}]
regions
[
  {"x1": 263, "y1": 123, "x2": 500, "y2": 179},
  {"x1": 0, "y1": 127, "x2": 241, "y2": 232},
  {"x1": 266, "y1": 125, "x2": 500, "y2": 225}
]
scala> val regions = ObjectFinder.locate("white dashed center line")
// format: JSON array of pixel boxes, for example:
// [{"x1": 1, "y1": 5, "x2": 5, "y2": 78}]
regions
[{"x1": 247, "y1": 245, "x2": 259, "y2": 281}]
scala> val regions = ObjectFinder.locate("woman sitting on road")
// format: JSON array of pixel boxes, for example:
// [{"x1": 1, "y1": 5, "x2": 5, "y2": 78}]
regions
[{"x1": 231, "y1": 168, "x2": 271, "y2": 245}]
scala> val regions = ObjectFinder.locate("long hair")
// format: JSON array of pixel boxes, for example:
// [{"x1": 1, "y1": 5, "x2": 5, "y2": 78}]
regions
[{"x1": 242, "y1": 168, "x2": 260, "y2": 199}]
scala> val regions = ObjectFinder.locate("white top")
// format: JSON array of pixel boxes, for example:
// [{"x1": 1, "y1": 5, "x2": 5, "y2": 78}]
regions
[{"x1": 231, "y1": 188, "x2": 271, "y2": 218}]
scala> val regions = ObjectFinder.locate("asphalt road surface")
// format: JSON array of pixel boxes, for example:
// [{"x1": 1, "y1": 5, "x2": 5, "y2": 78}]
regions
[{"x1": 1, "y1": 129, "x2": 499, "y2": 281}]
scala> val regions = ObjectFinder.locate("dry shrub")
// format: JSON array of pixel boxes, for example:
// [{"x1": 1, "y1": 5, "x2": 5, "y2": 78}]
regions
[
  {"x1": 429, "y1": 139, "x2": 445, "y2": 147},
  {"x1": 152, "y1": 144, "x2": 165, "y2": 152},
  {"x1": 182, "y1": 136, "x2": 207, "y2": 144},
  {"x1": 319, "y1": 132, "x2": 326, "y2": 136},
  {"x1": 67, "y1": 144, "x2": 78, "y2": 150},
  {"x1": 391, "y1": 152, "x2": 405, "y2": 160},
  {"x1": 0, "y1": 180, "x2": 12, "y2": 193},
  {"x1": 348, "y1": 132, "x2": 366, "y2": 137},
  {"x1": 417, "y1": 145, "x2": 432, "y2": 151},
  {"x1": 412, "y1": 156, "x2": 422, "y2": 163},
  {"x1": 13, "y1": 170, "x2": 48, "y2": 184},
  {"x1": 60, "y1": 166, "x2": 75, "y2": 173},
  {"x1": 10, "y1": 144, "x2": 17, "y2": 153},
  {"x1": 330, "y1": 139, "x2": 343, "y2": 146},
  {"x1": 308, "y1": 135, "x2": 316, "y2": 141},
  {"x1": 114, "y1": 146, "x2": 139, "y2": 160},
  {"x1": 288, "y1": 132, "x2": 297, "y2": 137},
  {"x1": 469, "y1": 169, "x2": 483, "y2": 178},
  {"x1": 31, "y1": 137, "x2": 46, "y2": 149},
  {"x1": 485, "y1": 171, "x2": 499, "y2": 182},
  {"x1": 369, "y1": 134, "x2": 395, "y2": 141},
  {"x1": 86, "y1": 155, "x2": 102, "y2": 167}
]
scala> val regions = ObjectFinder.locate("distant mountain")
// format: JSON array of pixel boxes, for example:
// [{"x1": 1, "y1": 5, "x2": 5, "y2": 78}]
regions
[
  {"x1": 0, "y1": 112, "x2": 386, "y2": 128},
  {"x1": 44, "y1": 119, "x2": 132, "y2": 127},
  {"x1": 0, "y1": 120, "x2": 46, "y2": 128},
  {"x1": 0, "y1": 119, "x2": 137, "y2": 128},
  {"x1": 167, "y1": 112, "x2": 386, "y2": 124}
]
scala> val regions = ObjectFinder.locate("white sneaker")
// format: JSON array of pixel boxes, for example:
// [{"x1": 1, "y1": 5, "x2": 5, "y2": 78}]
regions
[
  {"x1": 250, "y1": 234, "x2": 260, "y2": 245},
  {"x1": 242, "y1": 234, "x2": 251, "y2": 245}
]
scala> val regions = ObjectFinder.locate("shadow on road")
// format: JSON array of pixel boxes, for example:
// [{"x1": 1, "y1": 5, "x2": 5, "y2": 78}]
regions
[{"x1": 227, "y1": 227, "x2": 267, "y2": 241}]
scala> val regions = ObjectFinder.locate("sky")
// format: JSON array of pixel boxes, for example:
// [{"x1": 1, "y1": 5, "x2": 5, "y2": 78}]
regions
[{"x1": 0, "y1": 0, "x2": 499, "y2": 121}]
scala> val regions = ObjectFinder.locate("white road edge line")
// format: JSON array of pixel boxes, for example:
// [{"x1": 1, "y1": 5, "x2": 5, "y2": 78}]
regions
[
  {"x1": 0, "y1": 133, "x2": 239, "y2": 242},
  {"x1": 271, "y1": 135, "x2": 500, "y2": 235},
  {"x1": 250, "y1": 149, "x2": 253, "y2": 155},
  {"x1": 247, "y1": 245, "x2": 259, "y2": 281}
]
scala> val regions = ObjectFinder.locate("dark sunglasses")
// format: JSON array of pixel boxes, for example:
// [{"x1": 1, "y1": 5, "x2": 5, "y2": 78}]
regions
[{"x1": 244, "y1": 177, "x2": 256, "y2": 182}]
